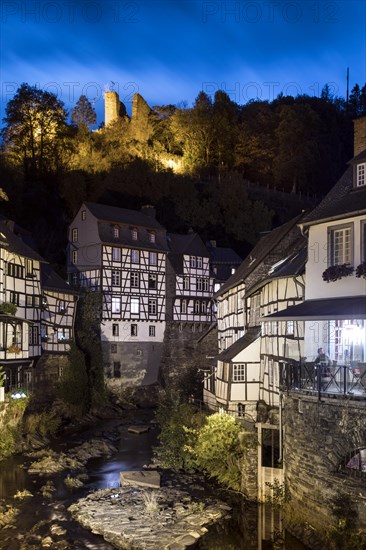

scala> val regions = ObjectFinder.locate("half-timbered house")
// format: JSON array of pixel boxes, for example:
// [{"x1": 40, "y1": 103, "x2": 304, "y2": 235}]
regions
[{"x1": 67, "y1": 202, "x2": 169, "y2": 387}]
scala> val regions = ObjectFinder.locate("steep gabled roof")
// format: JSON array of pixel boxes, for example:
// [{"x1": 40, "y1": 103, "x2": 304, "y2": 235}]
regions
[
  {"x1": 215, "y1": 213, "x2": 305, "y2": 298},
  {"x1": 301, "y1": 166, "x2": 366, "y2": 227},
  {"x1": 217, "y1": 327, "x2": 260, "y2": 362},
  {"x1": 41, "y1": 264, "x2": 78, "y2": 295},
  {"x1": 84, "y1": 202, "x2": 164, "y2": 230},
  {"x1": 167, "y1": 232, "x2": 208, "y2": 256},
  {"x1": 0, "y1": 221, "x2": 45, "y2": 262}
]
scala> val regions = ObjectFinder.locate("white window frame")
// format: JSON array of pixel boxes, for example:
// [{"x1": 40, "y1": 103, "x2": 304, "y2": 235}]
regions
[
  {"x1": 328, "y1": 224, "x2": 353, "y2": 266},
  {"x1": 149, "y1": 325, "x2": 156, "y2": 337},
  {"x1": 357, "y1": 163, "x2": 366, "y2": 187},
  {"x1": 112, "y1": 296, "x2": 121, "y2": 314},
  {"x1": 233, "y1": 364, "x2": 245, "y2": 382},
  {"x1": 113, "y1": 226, "x2": 120, "y2": 239},
  {"x1": 131, "y1": 249, "x2": 140, "y2": 263},
  {"x1": 181, "y1": 299, "x2": 187, "y2": 313},
  {"x1": 183, "y1": 276, "x2": 190, "y2": 290},
  {"x1": 72, "y1": 228, "x2": 78, "y2": 242},
  {"x1": 81, "y1": 210, "x2": 86, "y2": 221},
  {"x1": 72, "y1": 250, "x2": 77, "y2": 264},
  {"x1": 149, "y1": 251, "x2": 157, "y2": 266},
  {"x1": 131, "y1": 297, "x2": 140, "y2": 314},
  {"x1": 149, "y1": 231, "x2": 156, "y2": 243},
  {"x1": 111, "y1": 270, "x2": 121, "y2": 286},
  {"x1": 148, "y1": 299, "x2": 157, "y2": 315},
  {"x1": 112, "y1": 247, "x2": 121, "y2": 262},
  {"x1": 131, "y1": 228, "x2": 138, "y2": 240},
  {"x1": 112, "y1": 323, "x2": 119, "y2": 336},
  {"x1": 149, "y1": 273, "x2": 157, "y2": 289},
  {"x1": 130, "y1": 271, "x2": 139, "y2": 288},
  {"x1": 197, "y1": 256, "x2": 202, "y2": 269},
  {"x1": 131, "y1": 324, "x2": 138, "y2": 336},
  {"x1": 190, "y1": 256, "x2": 196, "y2": 268}
]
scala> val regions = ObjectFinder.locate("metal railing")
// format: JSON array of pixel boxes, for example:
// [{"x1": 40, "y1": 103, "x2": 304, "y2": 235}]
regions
[{"x1": 280, "y1": 361, "x2": 366, "y2": 400}]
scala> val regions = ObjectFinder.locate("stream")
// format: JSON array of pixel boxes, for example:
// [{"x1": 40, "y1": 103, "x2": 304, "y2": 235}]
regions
[{"x1": 0, "y1": 408, "x2": 307, "y2": 550}]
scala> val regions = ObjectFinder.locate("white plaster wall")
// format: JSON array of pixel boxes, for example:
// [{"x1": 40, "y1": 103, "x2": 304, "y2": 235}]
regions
[{"x1": 101, "y1": 320, "x2": 165, "y2": 342}]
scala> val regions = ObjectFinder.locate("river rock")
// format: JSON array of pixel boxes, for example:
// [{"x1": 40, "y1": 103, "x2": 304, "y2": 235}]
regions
[
  {"x1": 120, "y1": 470, "x2": 161, "y2": 488},
  {"x1": 128, "y1": 425, "x2": 150, "y2": 434}
]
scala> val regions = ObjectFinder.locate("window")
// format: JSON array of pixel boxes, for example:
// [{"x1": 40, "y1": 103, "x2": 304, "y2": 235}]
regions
[
  {"x1": 72, "y1": 228, "x2": 78, "y2": 242},
  {"x1": 149, "y1": 325, "x2": 156, "y2": 337},
  {"x1": 149, "y1": 251, "x2": 157, "y2": 265},
  {"x1": 34, "y1": 296, "x2": 40, "y2": 307},
  {"x1": 112, "y1": 247, "x2": 121, "y2": 262},
  {"x1": 183, "y1": 276, "x2": 190, "y2": 290},
  {"x1": 362, "y1": 221, "x2": 366, "y2": 262},
  {"x1": 26, "y1": 295, "x2": 33, "y2": 307},
  {"x1": 111, "y1": 344, "x2": 117, "y2": 354},
  {"x1": 131, "y1": 227, "x2": 138, "y2": 240},
  {"x1": 72, "y1": 272, "x2": 79, "y2": 286},
  {"x1": 148, "y1": 299, "x2": 157, "y2": 315},
  {"x1": 194, "y1": 300, "x2": 200, "y2": 314},
  {"x1": 81, "y1": 210, "x2": 86, "y2": 221},
  {"x1": 238, "y1": 403, "x2": 245, "y2": 417},
  {"x1": 113, "y1": 362, "x2": 121, "y2": 377},
  {"x1": 58, "y1": 301, "x2": 66, "y2": 313},
  {"x1": 26, "y1": 259, "x2": 34, "y2": 277},
  {"x1": 149, "y1": 231, "x2": 156, "y2": 243},
  {"x1": 233, "y1": 364, "x2": 245, "y2": 382},
  {"x1": 201, "y1": 301, "x2": 207, "y2": 314},
  {"x1": 8, "y1": 291, "x2": 20, "y2": 305},
  {"x1": 131, "y1": 249, "x2": 139, "y2": 263},
  {"x1": 57, "y1": 328, "x2": 70, "y2": 341},
  {"x1": 181, "y1": 299, "x2": 187, "y2": 313},
  {"x1": 7, "y1": 263, "x2": 24, "y2": 278},
  {"x1": 357, "y1": 163, "x2": 366, "y2": 187},
  {"x1": 40, "y1": 325, "x2": 48, "y2": 341},
  {"x1": 29, "y1": 326, "x2": 39, "y2": 346},
  {"x1": 113, "y1": 226, "x2": 120, "y2": 239},
  {"x1": 131, "y1": 297, "x2": 139, "y2": 314},
  {"x1": 131, "y1": 324, "x2": 138, "y2": 336},
  {"x1": 197, "y1": 277, "x2": 208, "y2": 291},
  {"x1": 111, "y1": 296, "x2": 121, "y2": 313},
  {"x1": 112, "y1": 323, "x2": 119, "y2": 336},
  {"x1": 111, "y1": 270, "x2": 121, "y2": 286},
  {"x1": 190, "y1": 256, "x2": 196, "y2": 268},
  {"x1": 287, "y1": 320, "x2": 294, "y2": 336},
  {"x1": 148, "y1": 273, "x2": 157, "y2": 289},
  {"x1": 130, "y1": 271, "x2": 139, "y2": 288},
  {"x1": 72, "y1": 250, "x2": 77, "y2": 264},
  {"x1": 197, "y1": 256, "x2": 202, "y2": 269},
  {"x1": 329, "y1": 225, "x2": 352, "y2": 265}
]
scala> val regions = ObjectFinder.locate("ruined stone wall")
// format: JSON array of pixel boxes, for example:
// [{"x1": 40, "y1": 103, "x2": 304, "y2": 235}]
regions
[
  {"x1": 283, "y1": 393, "x2": 366, "y2": 547},
  {"x1": 160, "y1": 323, "x2": 218, "y2": 387}
]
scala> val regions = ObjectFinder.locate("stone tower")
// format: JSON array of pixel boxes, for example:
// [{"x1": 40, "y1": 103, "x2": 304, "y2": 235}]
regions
[{"x1": 104, "y1": 91, "x2": 127, "y2": 126}]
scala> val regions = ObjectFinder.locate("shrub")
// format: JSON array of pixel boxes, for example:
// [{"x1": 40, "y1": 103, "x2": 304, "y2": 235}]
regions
[
  {"x1": 0, "y1": 302, "x2": 17, "y2": 315},
  {"x1": 322, "y1": 264, "x2": 354, "y2": 282}
]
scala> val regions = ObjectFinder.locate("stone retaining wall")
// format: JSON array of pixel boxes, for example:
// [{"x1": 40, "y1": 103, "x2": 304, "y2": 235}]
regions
[{"x1": 283, "y1": 393, "x2": 366, "y2": 546}]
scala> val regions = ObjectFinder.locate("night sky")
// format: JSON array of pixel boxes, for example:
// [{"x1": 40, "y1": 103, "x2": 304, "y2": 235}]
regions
[{"x1": 1, "y1": 0, "x2": 365, "y2": 125}]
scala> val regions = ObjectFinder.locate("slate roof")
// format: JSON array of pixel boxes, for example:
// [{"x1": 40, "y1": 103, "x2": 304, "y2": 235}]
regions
[
  {"x1": 167, "y1": 232, "x2": 208, "y2": 256},
  {"x1": 0, "y1": 221, "x2": 45, "y2": 262},
  {"x1": 301, "y1": 166, "x2": 366, "y2": 227},
  {"x1": 85, "y1": 202, "x2": 164, "y2": 230},
  {"x1": 207, "y1": 243, "x2": 242, "y2": 282},
  {"x1": 263, "y1": 296, "x2": 366, "y2": 320},
  {"x1": 41, "y1": 264, "x2": 78, "y2": 295},
  {"x1": 215, "y1": 213, "x2": 305, "y2": 298},
  {"x1": 217, "y1": 328, "x2": 260, "y2": 362}
]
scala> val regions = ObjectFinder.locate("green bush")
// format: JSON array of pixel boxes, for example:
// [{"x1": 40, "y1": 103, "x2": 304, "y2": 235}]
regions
[
  {"x1": 0, "y1": 302, "x2": 17, "y2": 315},
  {"x1": 58, "y1": 341, "x2": 88, "y2": 416}
]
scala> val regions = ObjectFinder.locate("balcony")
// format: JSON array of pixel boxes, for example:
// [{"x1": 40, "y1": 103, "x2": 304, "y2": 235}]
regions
[{"x1": 280, "y1": 361, "x2": 366, "y2": 399}]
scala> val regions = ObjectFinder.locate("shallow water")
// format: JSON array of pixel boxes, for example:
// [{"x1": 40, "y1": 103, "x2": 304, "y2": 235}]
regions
[{"x1": 0, "y1": 411, "x2": 307, "y2": 549}]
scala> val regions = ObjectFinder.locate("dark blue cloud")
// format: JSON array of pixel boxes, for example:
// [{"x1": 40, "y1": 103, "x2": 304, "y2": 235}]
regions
[{"x1": 1, "y1": 0, "x2": 365, "y2": 124}]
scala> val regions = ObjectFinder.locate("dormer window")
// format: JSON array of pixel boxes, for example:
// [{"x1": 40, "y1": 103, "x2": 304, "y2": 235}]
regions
[
  {"x1": 357, "y1": 163, "x2": 366, "y2": 187},
  {"x1": 113, "y1": 226, "x2": 120, "y2": 239},
  {"x1": 131, "y1": 227, "x2": 138, "y2": 240},
  {"x1": 149, "y1": 231, "x2": 156, "y2": 243}
]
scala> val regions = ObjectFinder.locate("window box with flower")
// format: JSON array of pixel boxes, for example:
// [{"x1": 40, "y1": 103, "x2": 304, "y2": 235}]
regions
[
  {"x1": 355, "y1": 262, "x2": 366, "y2": 279},
  {"x1": 322, "y1": 264, "x2": 354, "y2": 283},
  {"x1": 7, "y1": 344, "x2": 21, "y2": 354}
]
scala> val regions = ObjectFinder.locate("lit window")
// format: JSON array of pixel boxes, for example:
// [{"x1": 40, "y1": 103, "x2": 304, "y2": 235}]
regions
[
  {"x1": 148, "y1": 273, "x2": 157, "y2": 289},
  {"x1": 111, "y1": 270, "x2": 121, "y2": 286},
  {"x1": 131, "y1": 249, "x2": 139, "y2": 263},
  {"x1": 148, "y1": 299, "x2": 157, "y2": 315},
  {"x1": 26, "y1": 259, "x2": 34, "y2": 277},
  {"x1": 131, "y1": 297, "x2": 139, "y2": 314},
  {"x1": 149, "y1": 232, "x2": 156, "y2": 243},
  {"x1": 149, "y1": 325, "x2": 155, "y2": 337},
  {"x1": 81, "y1": 210, "x2": 86, "y2": 221},
  {"x1": 131, "y1": 324, "x2": 138, "y2": 336},
  {"x1": 58, "y1": 301, "x2": 66, "y2": 313},
  {"x1": 72, "y1": 250, "x2": 77, "y2": 264},
  {"x1": 287, "y1": 321, "x2": 294, "y2": 335},
  {"x1": 329, "y1": 225, "x2": 352, "y2": 265},
  {"x1": 233, "y1": 364, "x2": 245, "y2": 382},
  {"x1": 130, "y1": 271, "x2": 139, "y2": 288},
  {"x1": 131, "y1": 228, "x2": 138, "y2": 240},
  {"x1": 57, "y1": 328, "x2": 70, "y2": 341},
  {"x1": 113, "y1": 226, "x2": 120, "y2": 239},
  {"x1": 112, "y1": 323, "x2": 119, "y2": 336},
  {"x1": 72, "y1": 228, "x2": 78, "y2": 242},
  {"x1": 149, "y1": 251, "x2": 157, "y2": 265},
  {"x1": 357, "y1": 163, "x2": 366, "y2": 187},
  {"x1": 112, "y1": 296, "x2": 121, "y2": 313},
  {"x1": 112, "y1": 247, "x2": 121, "y2": 262}
]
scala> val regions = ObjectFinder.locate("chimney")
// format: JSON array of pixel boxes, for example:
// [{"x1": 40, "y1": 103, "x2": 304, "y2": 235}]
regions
[
  {"x1": 141, "y1": 205, "x2": 156, "y2": 218},
  {"x1": 353, "y1": 116, "x2": 366, "y2": 156}
]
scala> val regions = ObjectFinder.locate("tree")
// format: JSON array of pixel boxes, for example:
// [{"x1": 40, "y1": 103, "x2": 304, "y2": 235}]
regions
[
  {"x1": 59, "y1": 341, "x2": 89, "y2": 416},
  {"x1": 2, "y1": 83, "x2": 68, "y2": 178},
  {"x1": 71, "y1": 94, "x2": 97, "y2": 130}
]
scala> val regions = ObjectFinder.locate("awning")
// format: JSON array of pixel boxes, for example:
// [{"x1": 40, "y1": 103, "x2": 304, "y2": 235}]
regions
[
  {"x1": 217, "y1": 328, "x2": 260, "y2": 362},
  {"x1": 263, "y1": 296, "x2": 366, "y2": 321}
]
